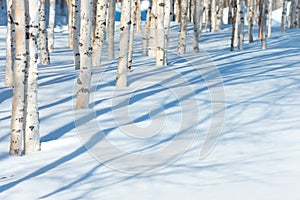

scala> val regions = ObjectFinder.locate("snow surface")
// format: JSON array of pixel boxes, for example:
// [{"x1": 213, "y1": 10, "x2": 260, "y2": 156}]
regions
[{"x1": 1, "y1": 11, "x2": 300, "y2": 200}]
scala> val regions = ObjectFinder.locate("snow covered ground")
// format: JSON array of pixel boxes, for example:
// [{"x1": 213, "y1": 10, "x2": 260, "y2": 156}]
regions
[{"x1": 1, "y1": 14, "x2": 300, "y2": 200}]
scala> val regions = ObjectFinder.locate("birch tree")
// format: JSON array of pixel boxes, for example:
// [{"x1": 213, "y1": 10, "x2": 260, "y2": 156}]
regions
[
  {"x1": 233, "y1": 0, "x2": 240, "y2": 46},
  {"x1": 199, "y1": 0, "x2": 204, "y2": 37},
  {"x1": 175, "y1": 0, "x2": 181, "y2": 23},
  {"x1": 238, "y1": 0, "x2": 244, "y2": 50},
  {"x1": 247, "y1": 0, "x2": 254, "y2": 43},
  {"x1": 148, "y1": 1, "x2": 157, "y2": 56},
  {"x1": 68, "y1": 0, "x2": 74, "y2": 48},
  {"x1": 164, "y1": 0, "x2": 171, "y2": 61},
  {"x1": 76, "y1": 0, "x2": 93, "y2": 109},
  {"x1": 116, "y1": 0, "x2": 131, "y2": 87},
  {"x1": 92, "y1": 0, "x2": 108, "y2": 67},
  {"x1": 211, "y1": 0, "x2": 217, "y2": 31},
  {"x1": 10, "y1": 0, "x2": 27, "y2": 155},
  {"x1": 5, "y1": 0, "x2": 14, "y2": 87},
  {"x1": 107, "y1": 0, "x2": 116, "y2": 60},
  {"x1": 128, "y1": 0, "x2": 137, "y2": 70},
  {"x1": 48, "y1": 0, "x2": 56, "y2": 52},
  {"x1": 156, "y1": 0, "x2": 166, "y2": 66},
  {"x1": 230, "y1": 0, "x2": 237, "y2": 51},
  {"x1": 39, "y1": 0, "x2": 50, "y2": 65},
  {"x1": 216, "y1": 0, "x2": 223, "y2": 30},
  {"x1": 259, "y1": 0, "x2": 267, "y2": 49},
  {"x1": 204, "y1": 0, "x2": 210, "y2": 31},
  {"x1": 267, "y1": 0, "x2": 272, "y2": 37},
  {"x1": 177, "y1": 0, "x2": 187, "y2": 54},
  {"x1": 136, "y1": 0, "x2": 142, "y2": 34},
  {"x1": 281, "y1": 0, "x2": 287, "y2": 32},
  {"x1": 142, "y1": 0, "x2": 152, "y2": 56},
  {"x1": 25, "y1": 0, "x2": 40, "y2": 153},
  {"x1": 72, "y1": 0, "x2": 81, "y2": 70},
  {"x1": 193, "y1": 0, "x2": 200, "y2": 52}
]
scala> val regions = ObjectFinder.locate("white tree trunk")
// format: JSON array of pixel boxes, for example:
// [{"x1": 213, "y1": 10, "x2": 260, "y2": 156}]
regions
[
  {"x1": 238, "y1": 0, "x2": 244, "y2": 50},
  {"x1": 177, "y1": 0, "x2": 187, "y2": 54},
  {"x1": 116, "y1": 0, "x2": 131, "y2": 87},
  {"x1": 10, "y1": 0, "x2": 27, "y2": 156},
  {"x1": 107, "y1": 0, "x2": 116, "y2": 60},
  {"x1": 5, "y1": 0, "x2": 14, "y2": 87},
  {"x1": 92, "y1": 0, "x2": 108, "y2": 67},
  {"x1": 193, "y1": 0, "x2": 200, "y2": 52},
  {"x1": 164, "y1": 0, "x2": 171, "y2": 64},
  {"x1": 148, "y1": 0, "x2": 157, "y2": 56},
  {"x1": 230, "y1": 0, "x2": 237, "y2": 51},
  {"x1": 259, "y1": 0, "x2": 267, "y2": 49},
  {"x1": 211, "y1": 0, "x2": 216, "y2": 31},
  {"x1": 142, "y1": 0, "x2": 152, "y2": 56},
  {"x1": 175, "y1": 0, "x2": 181, "y2": 23},
  {"x1": 233, "y1": 0, "x2": 239, "y2": 46},
  {"x1": 156, "y1": 0, "x2": 166, "y2": 66},
  {"x1": 136, "y1": 0, "x2": 142, "y2": 34},
  {"x1": 68, "y1": 0, "x2": 74, "y2": 48},
  {"x1": 48, "y1": 0, "x2": 56, "y2": 52},
  {"x1": 199, "y1": 0, "x2": 204, "y2": 37},
  {"x1": 216, "y1": 0, "x2": 223, "y2": 30},
  {"x1": 128, "y1": 0, "x2": 137, "y2": 70},
  {"x1": 25, "y1": 0, "x2": 40, "y2": 153},
  {"x1": 204, "y1": 0, "x2": 210, "y2": 31},
  {"x1": 76, "y1": 0, "x2": 93, "y2": 109},
  {"x1": 267, "y1": 0, "x2": 272, "y2": 37},
  {"x1": 72, "y1": 0, "x2": 81, "y2": 70},
  {"x1": 247, "y1": 0, "x2": 254, "y2": 43},
  {"x1": 39, "y1": 0, "x2": 50, "y2": 65},
  {"x1": 281, "y1": 0, "x2": 287, "y2": 32}
]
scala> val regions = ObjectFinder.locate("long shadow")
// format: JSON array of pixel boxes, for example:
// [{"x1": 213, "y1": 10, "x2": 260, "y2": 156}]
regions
[{"x1": 0, "y1": 125, "x2": 113, "y2": 194}]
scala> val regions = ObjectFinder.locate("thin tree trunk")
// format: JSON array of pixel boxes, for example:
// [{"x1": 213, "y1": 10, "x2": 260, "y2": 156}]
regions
[
  {"x1": 228, "y1": 0, "x2": 233, "y2": 24},
  {"x1": 164, "y1": 0, "x2": 171, "y2": 63},
  {"x1": 233, "y1": 0, "x2": 239, "y2": 46},
  {"x1": 116, "y1": 0, "x2": 131, "y2": 87},
  {"x1": 238, "y1": 0, "x2": 244, "y2": 50},
  {"x1": 211, "y1": 0, "x2": 216, "y2": 31},
  {"x1": 72, "y1": 0, "x2": 81, "y2": 70},
  {"x1": 107, "y1": 0, "x2": 116, "y2": 60},
  {"x1": 199, "y1": 0, "x2": 204, "y2": 37},
  {"x1": 10, "y1": 0, "x2": 27, "y2": 156},
  {"x1": 142, "y1": 0, "x2": 152, "y2": 56},
  {"x1": 177, "y1": 0, "x2": 187, "y2": 54},
  {"x1": 175, "y1": 0, "x2": 181, "y2": 23},
  {"x1": 39, "y1": 0, "x2": 50, "y2": 65},
  {"x1": 281, "y1": 0, "x2": 287, "y2": 32},
  {"x1": 230, "y1": 0, "x2": 237, "y2": 51},
  {"x1": 5, "y1": 0, "x2": 14, "y2": 87},
  {"x1": 148, "y1": 1, "x2": 157, "y2": 56},
  {"x1": 193, "y1": 0, "x2": 200, "y2": 52},
  {"x1": 216, "y1": 0, "x2": 223, "y2": 30},
  {"x1": 76, "y1": 0, "x2": 93, "y2": 109},
  {"x1": 68, "y1": 0, "x2": 74, "y2": 48},
  {"x1": 25, "y1": 0, "x2": 40, "y2": 154},
  {"x1": 92, "y1": 0, "x2": 108, "y2": 67},
  {"x1": 48, "y1": 0, "x2": 56, "y2": 53},
  {"x1": 136, "y1": 0, "x2": 142, "y2": 34},
  {"x1": 253, "y1": 0, "x2": 258, "y2": 25},
  {"x1": 267, "y1": 0, "x2": 272, "y2": 37},
  {"x1": 204, "y1": 0, "x2": 210, "y2": 31},
  {"x1": 259, "y1": 0, "x2": 266, "y2": 49},
  {"x1": 247, "y1": 0, "x2": 254, "y2": 43},
  {"x1": 128, "y1": 0, "x2": 137, "y2": 70},
  {"x1": 156, "y1": 0, "x2": 166, "y2": 66}
]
